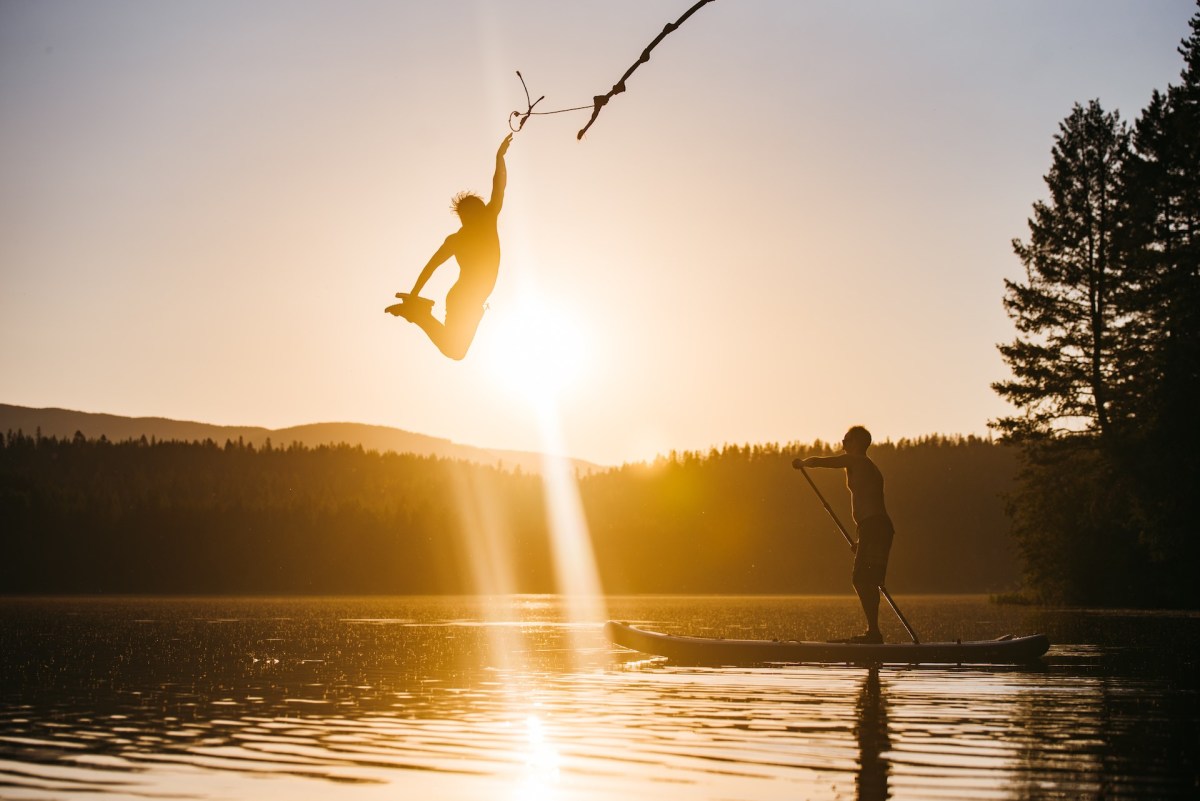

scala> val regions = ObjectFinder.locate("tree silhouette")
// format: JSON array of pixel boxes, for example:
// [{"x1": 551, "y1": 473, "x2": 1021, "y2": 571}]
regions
[
  {"x1": 1118, "y1": 3, "x2": 1200, "y2": 592},
  {"x1": 993, "y1": 3, "x2": 1200, "y2": 606},
  {"x1": 994, "y1": 101, "x2": 1134, "y2": 443}
]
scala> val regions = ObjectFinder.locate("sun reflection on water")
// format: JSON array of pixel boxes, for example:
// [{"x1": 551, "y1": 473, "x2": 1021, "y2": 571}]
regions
[{"x1": 516, "y1": 713, "x2": 562, "y2": 801}]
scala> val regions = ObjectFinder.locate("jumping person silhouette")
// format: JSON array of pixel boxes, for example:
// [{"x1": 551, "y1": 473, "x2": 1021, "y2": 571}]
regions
[
  {"x1": 386, "y1": 133, "x2": 513, "y2": 360},
  {"x1": 798, "y1": 426, "x2": 895, "y2": 644}
]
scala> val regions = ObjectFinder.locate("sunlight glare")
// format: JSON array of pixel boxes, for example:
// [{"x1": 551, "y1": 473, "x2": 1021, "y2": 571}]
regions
[
  {"x1": 538, "y1": 407, "x2": 609, "y2": 662},
  {"x1": 478, "y1": 293, "x2": 591, "y2": 403}
]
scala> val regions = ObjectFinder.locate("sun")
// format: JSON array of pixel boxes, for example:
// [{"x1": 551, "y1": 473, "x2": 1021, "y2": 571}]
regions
[{"x1": 476, "y1": 291, "x2": 592, "y2": 403}]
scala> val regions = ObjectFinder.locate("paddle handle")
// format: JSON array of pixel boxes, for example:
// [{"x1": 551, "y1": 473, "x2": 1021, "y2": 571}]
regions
[{"x1": 794, "y1": 462, "x2": 921, "y2": 645}]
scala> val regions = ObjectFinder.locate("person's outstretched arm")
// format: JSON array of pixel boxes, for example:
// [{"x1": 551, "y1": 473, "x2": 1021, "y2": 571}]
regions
[
  {"x1": 488, "y1": 134, "x2": 512, "y2": 213},
  {"x1": 410, "y1": 236, "x2": 455, "y2": 297},
  {"x1": 796, "y1": 455, "x2": 852, "y2": 469}
]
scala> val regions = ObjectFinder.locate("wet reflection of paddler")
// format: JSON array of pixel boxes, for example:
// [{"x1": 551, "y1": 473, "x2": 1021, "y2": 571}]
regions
[{"x1": 856, "y1": 668, "x2": 891, "y2": 801}]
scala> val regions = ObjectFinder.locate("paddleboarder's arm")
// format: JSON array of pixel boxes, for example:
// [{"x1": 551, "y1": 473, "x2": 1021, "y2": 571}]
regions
[
  {"x1": 799, "y1": 455, "x2": 852, "y2": 469},
  {"x1": 488, "y1": 134, "x2": 512, "y2": 214},
  {"x1": 411, "y1": 235, "x2": 456, "y2": 296}
]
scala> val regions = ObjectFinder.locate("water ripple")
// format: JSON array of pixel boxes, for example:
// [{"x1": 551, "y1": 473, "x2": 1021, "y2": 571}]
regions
[{"x1": 0, "y1": 596, "x2": 1196, "y2": 800}]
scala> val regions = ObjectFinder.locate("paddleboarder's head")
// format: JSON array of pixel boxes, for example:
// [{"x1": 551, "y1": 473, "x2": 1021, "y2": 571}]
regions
[{"x1": 842, "y1": 426, "x2": 871, "y2": 455}]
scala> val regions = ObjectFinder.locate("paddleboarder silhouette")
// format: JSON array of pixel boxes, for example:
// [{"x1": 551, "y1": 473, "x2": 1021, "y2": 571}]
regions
[
  {"x1": 797, "y1": 426, "x2": 895, "y2": 643},
  {"x1": 386, "y1": 133, "x2": 513, "y2": 360}
]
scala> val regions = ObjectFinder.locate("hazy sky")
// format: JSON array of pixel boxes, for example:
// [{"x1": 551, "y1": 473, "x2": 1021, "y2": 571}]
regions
[{"x1": 2, "y1": 0, "x2": 1194, "y2": 465}]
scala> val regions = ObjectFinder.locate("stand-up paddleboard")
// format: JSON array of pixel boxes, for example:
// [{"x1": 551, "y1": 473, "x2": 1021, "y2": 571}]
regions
[{"x1": 606, "y1": 621, "x2": 1050, "y2": 665}]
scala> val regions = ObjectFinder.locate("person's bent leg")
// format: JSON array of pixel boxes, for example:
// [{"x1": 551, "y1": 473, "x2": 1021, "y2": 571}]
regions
[
  {"x1": 405, "y1": 312, "x2": 449, "y2": 351},
  {"x1": 430, "y1": 326, "x2": 473, "y2": 361},
  {"x1": 426, "y1": 304, "x2": 484, "y2": 361}
]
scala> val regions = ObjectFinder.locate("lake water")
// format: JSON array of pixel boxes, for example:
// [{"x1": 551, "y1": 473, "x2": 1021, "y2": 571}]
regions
[{"x1": 1, "y1": 595, "x2": 1196, "y2": 800}]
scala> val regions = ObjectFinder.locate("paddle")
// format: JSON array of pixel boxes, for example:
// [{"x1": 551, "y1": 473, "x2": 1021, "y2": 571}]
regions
[{"x1": 794, "y1": 462, "x2": 921, "y2": 644}]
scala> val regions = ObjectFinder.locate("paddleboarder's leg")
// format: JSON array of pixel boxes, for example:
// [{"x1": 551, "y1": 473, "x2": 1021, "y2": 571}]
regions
[
  {"x1": 853, "y1": 577, "x2": 881, "y2": 633},
  {"x1": 853, "y1": 516, "x2": 894, "y2": 638}
]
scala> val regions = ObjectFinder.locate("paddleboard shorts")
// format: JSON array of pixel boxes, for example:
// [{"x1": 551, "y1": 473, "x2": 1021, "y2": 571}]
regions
[{"x1": 853, "y1": 514, "x2": 894, "y2": 587}]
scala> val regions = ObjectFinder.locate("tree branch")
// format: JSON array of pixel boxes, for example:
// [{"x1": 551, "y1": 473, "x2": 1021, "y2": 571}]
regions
[{"x1": 577, "y1": 0, "x2": 718, "y2": 140}]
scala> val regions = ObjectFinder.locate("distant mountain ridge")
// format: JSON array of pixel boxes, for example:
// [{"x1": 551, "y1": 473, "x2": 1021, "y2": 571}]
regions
[{"x1": 0, "y1": 404, "x2": 601, "y2": 475}]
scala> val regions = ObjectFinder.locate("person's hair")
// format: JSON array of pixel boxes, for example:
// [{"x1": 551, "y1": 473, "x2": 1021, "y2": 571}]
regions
[
  {"x1": 451, "y1": 191, "x2": 484, "y2": 219},
  {"x1": 845, "y1": 425, "x2": 872, "y2": 450}
]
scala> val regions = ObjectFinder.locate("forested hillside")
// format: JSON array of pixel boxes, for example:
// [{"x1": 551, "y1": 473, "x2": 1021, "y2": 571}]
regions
[
  {"x1": 0, "y1": 431, "x2": 1018, "y2": 595},
  {"x1": 0, "y1": 404, "x2": 598, "y2": 476}
]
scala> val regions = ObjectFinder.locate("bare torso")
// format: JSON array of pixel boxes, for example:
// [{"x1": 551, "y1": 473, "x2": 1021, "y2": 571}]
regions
[
  {"x1": 447, "y1": 214, "x2": 500, "y2": 306},
  {"x1": 806, "y1": 453, "x2": 889, "y2": 524},
  {"x1": 843, "y1": 454, "x2": 887, "y2": 524}
]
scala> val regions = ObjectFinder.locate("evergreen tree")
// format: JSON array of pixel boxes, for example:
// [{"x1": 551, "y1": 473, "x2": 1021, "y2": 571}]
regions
[
  {"x1": 1126, "y1": 4, "x2": 1200, "y2": 437},
  {"x1": 1119, "y1": 2, "x2": 1200, "y2": 596},
  {"x1": 994, "y1": 5, "x2": 1200, "y2": 606},
  {"x1": 994, "y1": 101, "x2": 1135, "y2": 443},
  {"x1": 991, "y1": 102, "x2": 1155, "y2": 605}
]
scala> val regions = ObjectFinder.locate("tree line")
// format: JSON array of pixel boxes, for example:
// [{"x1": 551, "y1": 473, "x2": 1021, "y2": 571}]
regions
[
  {"x1": 993, "y1": 4, "x2": 1199, "y2": 607},
  {"x1": 0, "y1": 430, "x2": 1018, "y2": 596}
]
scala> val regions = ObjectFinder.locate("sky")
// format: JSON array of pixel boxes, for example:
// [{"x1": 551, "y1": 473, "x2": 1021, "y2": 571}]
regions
[{"x1": 1, "y1": 0, "x2": 1195, "y2": 466}]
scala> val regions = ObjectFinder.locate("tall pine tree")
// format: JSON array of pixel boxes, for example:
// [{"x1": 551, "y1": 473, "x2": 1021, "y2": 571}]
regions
[
  {"x1": 992, "y1": 101, "x2": 1154, "y2": 605},
  {"x1": 994, "y1": 4, "x2": 1200, "y2": 606},
  {"x1": 994, "y1": 100, "x2": 1135, "y2": 444},
  {"x1": 1126, "y1": 5, "x2": 1200, "y2": 433},
  {"x1": 1119, "y1": 2, "x2": 1200, "y2": 598}
]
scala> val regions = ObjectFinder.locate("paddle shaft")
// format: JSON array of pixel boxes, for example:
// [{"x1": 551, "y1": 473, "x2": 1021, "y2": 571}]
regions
[{"x1": 796, "y1": 464, "x2": 921, "y2": 644}]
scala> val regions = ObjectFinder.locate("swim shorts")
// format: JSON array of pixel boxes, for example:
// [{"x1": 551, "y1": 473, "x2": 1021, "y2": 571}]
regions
[{"x1": 853, "y1": 515, "x2": 894, "y2": 587}]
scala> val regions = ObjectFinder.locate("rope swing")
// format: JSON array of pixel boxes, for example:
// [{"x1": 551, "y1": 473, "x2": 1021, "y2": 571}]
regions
[{"x1": 508, "y1": 0, "x2": 718, "y2": 139}]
